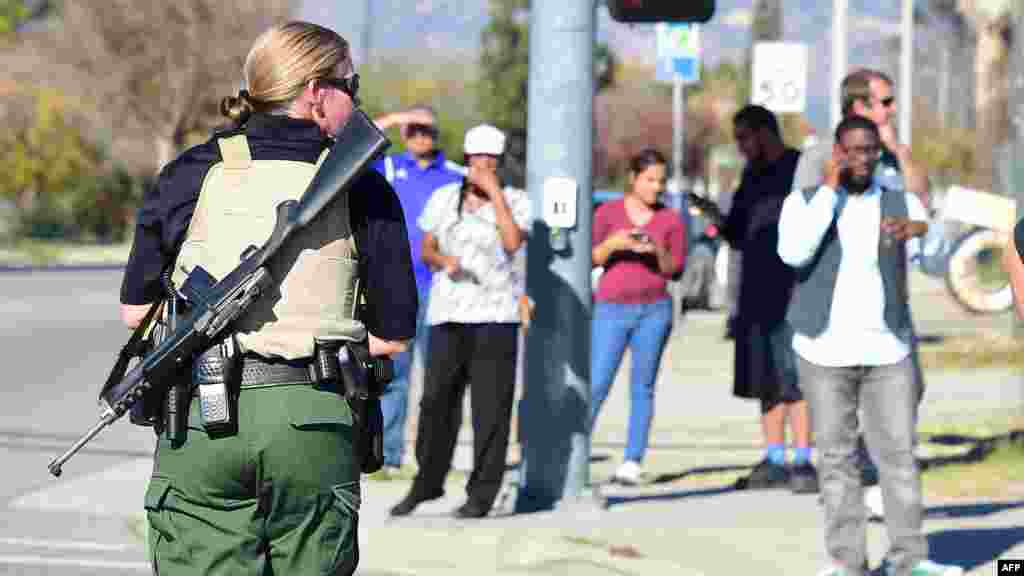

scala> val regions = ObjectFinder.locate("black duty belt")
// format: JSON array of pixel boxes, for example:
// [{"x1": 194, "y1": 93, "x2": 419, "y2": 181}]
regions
[{"x1": 239, "y1": 355, "x2": 314, "y2": 387}]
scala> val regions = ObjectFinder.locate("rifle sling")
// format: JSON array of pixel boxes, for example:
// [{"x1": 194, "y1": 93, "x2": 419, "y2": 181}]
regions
[{"x1": 102, "y1": 299, "x2": 166, "y2": 394}]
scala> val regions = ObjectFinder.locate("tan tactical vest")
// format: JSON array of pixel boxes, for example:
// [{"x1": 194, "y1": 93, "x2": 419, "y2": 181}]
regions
[{"x1": 172, "y1": 134, "x2": 365, "y2": 359}]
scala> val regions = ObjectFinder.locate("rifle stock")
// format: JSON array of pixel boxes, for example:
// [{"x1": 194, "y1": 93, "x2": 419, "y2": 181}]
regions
[{"x1": 48, "y1": 110, "x2": 389, "y2": 477}]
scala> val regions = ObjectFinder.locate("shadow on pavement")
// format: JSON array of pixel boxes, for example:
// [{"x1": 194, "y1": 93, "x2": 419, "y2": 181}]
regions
[
  {"x1": 604, "y1": 484, "x2": 736, "y2": 508},
  {"x1": 650, "y1": 464, "x2": 753, "y2": 485},
  {"x1": 917, "y1": 430, "x2": 1024, "y2": 473},
  {"x1": 596, "y1": 464, "x2": 751, "y2": 508},
  {"x1": 926, "y1": 526, "x2": 1024, "y2": 571},
  {"x1": 925, "y1": 500, "x2": 1024, "y2": 520}
]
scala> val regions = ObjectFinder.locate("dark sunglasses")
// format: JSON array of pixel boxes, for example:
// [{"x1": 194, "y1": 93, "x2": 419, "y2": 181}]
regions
[
  {"x1": 320, "y1": 73, "x2": 360, "y2": 106},
  {"x1": 406, "y1": 123, "x2": 439, "y2": 139}
]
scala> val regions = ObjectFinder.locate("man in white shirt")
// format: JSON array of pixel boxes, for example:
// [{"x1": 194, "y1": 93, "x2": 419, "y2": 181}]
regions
[
  {"x1": 778, "y1": 116, "x2": 962, "y2": 576},
  {"x1": 793, "y1": 67, "x2": 936, "y2": 523}
]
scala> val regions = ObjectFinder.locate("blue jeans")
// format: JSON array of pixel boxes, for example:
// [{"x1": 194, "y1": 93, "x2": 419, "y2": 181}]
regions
[
  {"x1": 381, "y1": 289, "x2": 430, "y2": 468},
  {"x1": 589, "y1": 298, "x2": 674, "y2": 464}
]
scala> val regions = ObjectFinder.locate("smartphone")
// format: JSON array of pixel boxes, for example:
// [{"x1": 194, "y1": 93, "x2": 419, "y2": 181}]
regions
[{"x1": 629, "y1": 231, "x2": 652, "y2": 243}]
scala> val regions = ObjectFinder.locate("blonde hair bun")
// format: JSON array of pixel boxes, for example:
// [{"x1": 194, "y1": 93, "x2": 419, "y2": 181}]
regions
[{"x1": 221, "y1": 90, "x2": 254, "y2": 124}]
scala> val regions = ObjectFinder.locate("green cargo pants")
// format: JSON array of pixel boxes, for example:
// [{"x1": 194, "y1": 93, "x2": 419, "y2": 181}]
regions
[{"x1": 144, "y1": 381, "x2": 361, "y2": 575}]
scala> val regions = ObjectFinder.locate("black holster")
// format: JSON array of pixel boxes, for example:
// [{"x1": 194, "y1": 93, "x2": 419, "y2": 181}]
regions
[
  {"x1": 316, "y1": 338, "x2": 391, "y2": 474},
  {"x1": 193, "y1": 335, "x2": 240, "y2": 437}
]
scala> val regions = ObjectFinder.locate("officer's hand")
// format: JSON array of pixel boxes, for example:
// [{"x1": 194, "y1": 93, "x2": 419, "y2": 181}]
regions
[{"x1": 369, "y1": 333, "x2": 408, "y2": 357}]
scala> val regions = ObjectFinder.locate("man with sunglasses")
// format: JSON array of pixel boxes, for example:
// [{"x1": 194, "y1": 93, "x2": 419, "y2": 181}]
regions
[
  {"x1": 845, "y1": 69, "x2": 930, "y2": 207},
  {"x1": 795, "y1": 68, "x2": 930, "y2": 214},
  {"x1": 792, "y1": 67, "x2": 935, "y2": 522},
  {"x1": 370, "y1": 105, "x2": 466, "y2": 476},
  {"x1": 779, "y1": 116, "x2": 961, "y2": 576}
]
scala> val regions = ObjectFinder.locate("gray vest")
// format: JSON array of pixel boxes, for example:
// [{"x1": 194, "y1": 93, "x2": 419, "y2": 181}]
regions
[{"x1": 785, "y1": 186, "x2": 911, "y2": 341}]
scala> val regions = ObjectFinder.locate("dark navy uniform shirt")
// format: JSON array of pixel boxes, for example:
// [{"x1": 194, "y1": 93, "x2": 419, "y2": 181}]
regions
[{"x1": 120, "y1": 114, "x2": 418, "y2": 342}]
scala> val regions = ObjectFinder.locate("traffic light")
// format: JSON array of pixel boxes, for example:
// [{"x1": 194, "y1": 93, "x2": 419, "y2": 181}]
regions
[{"x1": 607, "y1": 0, "x2": 715, "y2": 23}]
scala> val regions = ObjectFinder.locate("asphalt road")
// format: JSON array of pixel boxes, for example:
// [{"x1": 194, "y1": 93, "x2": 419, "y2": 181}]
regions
[{"x1": 0, "y1": 269, "x2": 151, "y2": 574}]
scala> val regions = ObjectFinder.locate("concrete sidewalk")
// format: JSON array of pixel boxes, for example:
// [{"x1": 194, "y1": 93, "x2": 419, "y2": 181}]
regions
[{"x1": 354, "y1": 471, "x2": 1024, "y2": 576}]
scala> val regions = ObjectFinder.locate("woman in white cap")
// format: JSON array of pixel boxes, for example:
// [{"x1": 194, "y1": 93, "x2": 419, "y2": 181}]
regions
[{"x1": 390, "y1": 123, "x2": 532, "y2": 519}]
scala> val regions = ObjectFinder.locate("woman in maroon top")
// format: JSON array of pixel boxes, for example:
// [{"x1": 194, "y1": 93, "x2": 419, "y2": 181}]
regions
[{"x1": 590, "y1": 148, "x2": 687, "y2": 485}]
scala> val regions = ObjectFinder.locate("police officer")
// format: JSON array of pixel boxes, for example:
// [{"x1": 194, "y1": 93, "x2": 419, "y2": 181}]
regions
[{"x1": 118, "y1": 21, "x2": 417, "y2": 575}]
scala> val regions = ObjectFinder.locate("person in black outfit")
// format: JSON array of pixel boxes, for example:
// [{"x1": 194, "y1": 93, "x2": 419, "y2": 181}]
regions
[{"x1": 706, "y1": 105, "x2": 818, "y2": 493}]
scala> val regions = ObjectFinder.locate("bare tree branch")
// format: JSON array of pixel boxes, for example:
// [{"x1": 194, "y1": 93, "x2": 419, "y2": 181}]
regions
[{"x1": 19, "y1": 0, "x2": 293, "y2": 171}]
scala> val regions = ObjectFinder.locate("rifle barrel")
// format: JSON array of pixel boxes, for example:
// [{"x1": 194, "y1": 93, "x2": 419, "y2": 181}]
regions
[{"x1": 47, "y1": 407, "x2": 118, "y2": 477}]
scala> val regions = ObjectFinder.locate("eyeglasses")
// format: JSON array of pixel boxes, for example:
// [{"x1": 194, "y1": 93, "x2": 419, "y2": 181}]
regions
[
  {"x1": 321, "y1": 73, "x2": 360, "y2": 107},
  {"x1": 839, "y1": 143, "x2": 882, "y2": 159},
  {"x1": 405, "y1": 123, "x2": 439, "y2": 139}
]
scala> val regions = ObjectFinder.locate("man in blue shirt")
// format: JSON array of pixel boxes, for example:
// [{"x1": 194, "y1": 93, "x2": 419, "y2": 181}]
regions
[{"x1": 372, "y1": 105, "x2": 465, "y2": 474}]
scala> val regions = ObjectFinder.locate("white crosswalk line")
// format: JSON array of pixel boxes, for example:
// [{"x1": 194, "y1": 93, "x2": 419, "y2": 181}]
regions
[
  {"x1": 0, "y1": 554, "x2": 149, "y2": 571},
  {"x1": 0, "y1": 537, "x2": 132, "y2": 552}
]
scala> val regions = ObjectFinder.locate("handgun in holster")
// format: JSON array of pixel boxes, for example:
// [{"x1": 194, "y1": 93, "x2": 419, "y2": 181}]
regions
[{"x1": 312, "y1": 337, "x2": 392, "y2": 474}]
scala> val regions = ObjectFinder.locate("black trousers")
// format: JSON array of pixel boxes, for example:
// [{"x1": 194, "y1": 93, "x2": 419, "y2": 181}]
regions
[{"x1": 410, "y1": 322, "x2": 518, "y2": 510}]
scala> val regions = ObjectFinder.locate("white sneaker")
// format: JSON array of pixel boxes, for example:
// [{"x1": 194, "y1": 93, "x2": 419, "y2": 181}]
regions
[
  {"x1": 864, "y1": 485, "x2": 884, "y2": 519},
  {"x1": 884, "y1": 559, "x2": 964, "y2": 576},
  {"x1": 612, "y1": 460, "x2": 643, "y2": 485}
]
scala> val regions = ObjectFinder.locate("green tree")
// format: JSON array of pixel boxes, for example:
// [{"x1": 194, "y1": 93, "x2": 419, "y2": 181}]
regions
[
  {"x1": 477, "y1": 0, "x2": 617, "y2": 187},
  {"x1": 0, "y1": 0, "x2": 29, "y2": 35},
  {"x1": 359, "y1": 56, "x2": 477, "y2": 161},
  {"x1": 22, "y1": 0, "x2": 292, "y2": 172},
  {"x1": 477, "y1": 0, "x2": 529, "y2": 186},
  {"x1": 0, "y1": 88, "x2": 105, "y2": 235}
]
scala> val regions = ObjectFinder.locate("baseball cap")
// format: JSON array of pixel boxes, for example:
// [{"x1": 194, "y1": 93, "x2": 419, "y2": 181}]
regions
[{"x1": 463, "y1": 124, "x2": 506, "y2": 156}]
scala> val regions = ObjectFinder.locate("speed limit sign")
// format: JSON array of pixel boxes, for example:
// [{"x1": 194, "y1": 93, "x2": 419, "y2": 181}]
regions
[{"x1": 752, "y1": 42, "x2": 808, "y2": 114}]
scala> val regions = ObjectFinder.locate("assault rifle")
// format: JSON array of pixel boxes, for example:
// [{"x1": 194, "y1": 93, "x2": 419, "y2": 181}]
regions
[{"x1": 48, "y1": 110, "x2": 390, "y2": 477}]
